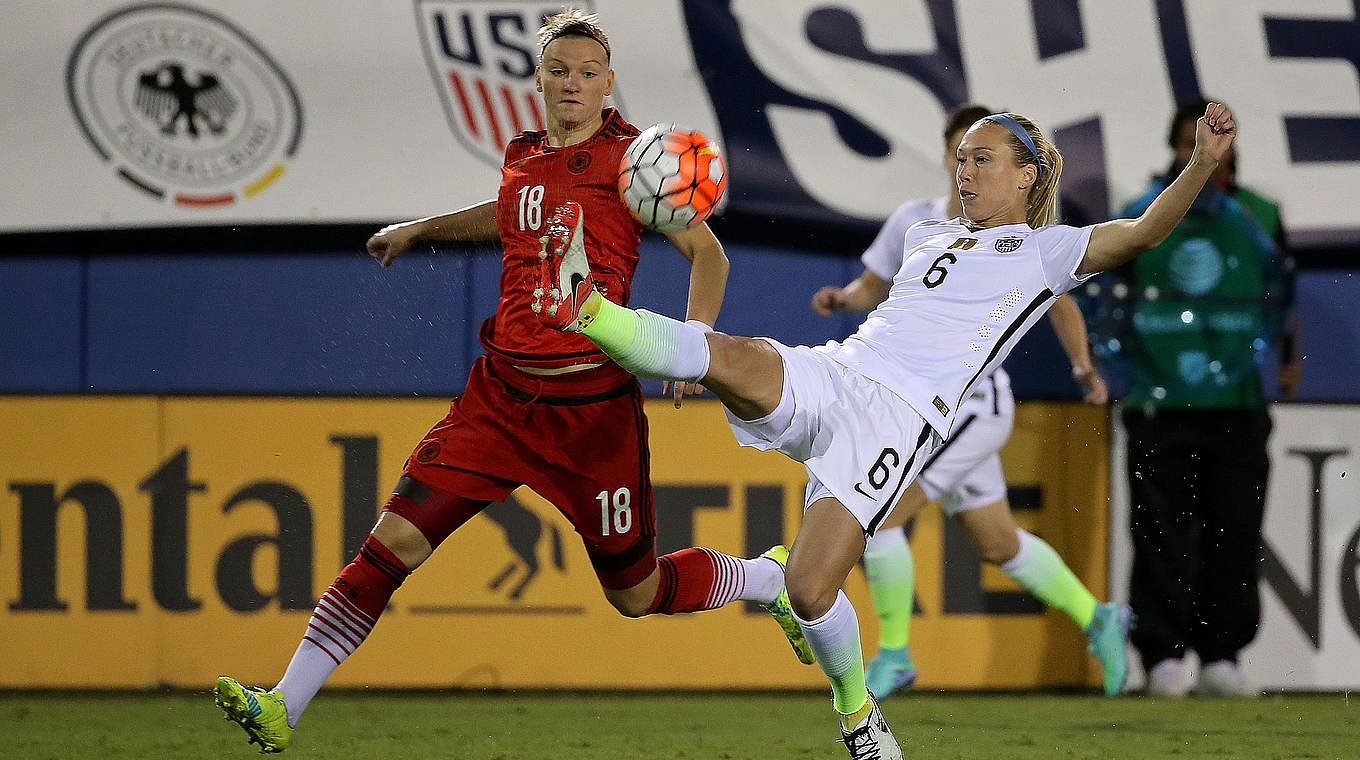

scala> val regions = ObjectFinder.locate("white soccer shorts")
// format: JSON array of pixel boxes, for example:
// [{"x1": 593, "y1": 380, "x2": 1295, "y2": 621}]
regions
[{"x1": 724, "y1": 339, "x2": 941, "y2": 535}]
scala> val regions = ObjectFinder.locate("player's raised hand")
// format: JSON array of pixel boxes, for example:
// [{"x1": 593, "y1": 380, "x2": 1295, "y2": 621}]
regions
[
  {"x1": 367, "y1": 223, "x2": 418, "y2": 268},
  {"x1": 662, "y1": 380, "x2": 707, "y2": 408},
  {"x1": 1195, "y1": 102, "x2": 1237, "y2": 165},
  {"x1": 811, "y1": 286, "x2": 847, "y2": 316}
]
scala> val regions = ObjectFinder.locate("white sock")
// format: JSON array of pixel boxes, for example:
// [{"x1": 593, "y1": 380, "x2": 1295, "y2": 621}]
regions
[
  {"x1": 999, "y1": 529, "x2": 1097, "y2": 629},
  {"x1": 740, "y1": 552, "x2": 786, "y2": 606},
  {"x1": 274, "y1": 640, "x2": 337, "y2": 727},
  {"x1": 582, "y1": 301, "x2": 711, "y2": 382},
  {"x1": 274, "y1": 586, "x2": 376, "y2": 726},
  {"x1": 795, "y1": 590, "x2": 867, "y2": 714}
]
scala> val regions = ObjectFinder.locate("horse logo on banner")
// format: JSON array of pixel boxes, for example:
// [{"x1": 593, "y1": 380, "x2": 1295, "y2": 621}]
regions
[{"x1": 415, "y1": 1, "x2": 624, "y2": 166}]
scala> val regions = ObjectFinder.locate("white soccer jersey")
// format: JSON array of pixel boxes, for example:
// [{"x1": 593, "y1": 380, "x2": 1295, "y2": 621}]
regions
[
  {"x1": 860, "y1": 196, "x2": 951, "y2": 280},
  {"x1": 818, "y1": 220, "x2": 1094, "y2": 436}
]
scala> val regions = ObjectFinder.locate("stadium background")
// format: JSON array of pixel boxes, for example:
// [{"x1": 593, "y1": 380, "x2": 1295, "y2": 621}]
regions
[{"x1": 1, "y1": 0, "x2": 1356, "y2": 695}]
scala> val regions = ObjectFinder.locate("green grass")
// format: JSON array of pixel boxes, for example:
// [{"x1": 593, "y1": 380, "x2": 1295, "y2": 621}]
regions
[{"x1": 3, "y1": 691, "x2": 1356, "y2": 759}]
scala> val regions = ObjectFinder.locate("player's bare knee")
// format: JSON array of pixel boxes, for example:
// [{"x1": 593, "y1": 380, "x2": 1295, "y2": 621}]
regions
[
  {"x1": 786, "y1": 574, "x2": 836, "y2": 621},
  {"x1": 611, "y1": 597, "x2": 650, "y2": 618},
  {"x1": 704, "y1": 334, "x2": 783, "y2": 420},
  {"x1": 370, "y1": 512, "x2": 432, "y2": 570},
  {"x1": 602, "y1": 573, "x2": 657, "y2": 618}
]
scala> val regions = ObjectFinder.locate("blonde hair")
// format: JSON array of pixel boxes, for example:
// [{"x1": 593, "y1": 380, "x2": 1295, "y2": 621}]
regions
[
  {"x1": 990, "y1": 113, "x2": 1063, "y2": 227},
  {"x1": 537, "y1": 8, "x2": 610, "y2": 62}
]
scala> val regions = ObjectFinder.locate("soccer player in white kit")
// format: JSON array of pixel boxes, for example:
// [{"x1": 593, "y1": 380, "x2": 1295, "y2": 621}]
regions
[
  {"x1": 811, "y1": 105, "x2": 1128, "y2": 701},
  {"x1": 533, "y1": 103, "x2": 1238, "y2": 759}
]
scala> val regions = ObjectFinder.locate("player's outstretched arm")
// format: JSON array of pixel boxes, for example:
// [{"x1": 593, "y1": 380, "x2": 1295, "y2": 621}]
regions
[
  {"x1": 367, "y1": 199, "x2": 499, "y2": 268},
  {"x1": 811, "y1": 269, "x2": 891, "y2": 316},
  {"x1": 1080, "y1": 102, "x2": 1237, "y2": 277},
  {"x1": 1047, "y1": 293, "x2": 1107, "y2": 404},
  {"x1": 660, "y1": 221, "x2": 729, "y2": 406}
]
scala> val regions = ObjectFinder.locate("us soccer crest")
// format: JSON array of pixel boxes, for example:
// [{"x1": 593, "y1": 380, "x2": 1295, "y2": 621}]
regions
[
  {"x1": 994, "y1": 236, "x2": 1025, "y2": 253},
  {"x1": 415, "y1": 1, "x2": 625, "y2": 166}
]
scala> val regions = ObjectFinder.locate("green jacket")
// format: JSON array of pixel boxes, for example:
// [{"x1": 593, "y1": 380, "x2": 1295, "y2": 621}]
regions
[{"x1": 1115, "y1": 180, "x2": 1288, "y2": 410}]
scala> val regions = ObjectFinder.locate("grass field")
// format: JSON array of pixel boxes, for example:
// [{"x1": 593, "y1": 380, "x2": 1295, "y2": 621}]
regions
[{"x1": 4, "y1": 690, "x2": 1356, "y2": 759}]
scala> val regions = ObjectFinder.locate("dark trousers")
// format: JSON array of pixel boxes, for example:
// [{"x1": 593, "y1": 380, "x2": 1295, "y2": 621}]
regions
[{"x1": 1124, "y1": 406, "x2": 1272, "y2": 668}]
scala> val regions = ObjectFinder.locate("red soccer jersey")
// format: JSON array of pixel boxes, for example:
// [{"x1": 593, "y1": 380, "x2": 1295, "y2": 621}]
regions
[{"x1": 480, "y1": 108, "x2": 644, "y2": 368}]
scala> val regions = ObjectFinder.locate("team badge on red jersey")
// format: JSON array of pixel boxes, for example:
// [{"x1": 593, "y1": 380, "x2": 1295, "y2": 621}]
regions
[
  {"x1": 415, "y1": 1, "x2": 626, "y2": 166},
  {"x1": 567, "y1": 150, "x2": 592, "y2": 174}
]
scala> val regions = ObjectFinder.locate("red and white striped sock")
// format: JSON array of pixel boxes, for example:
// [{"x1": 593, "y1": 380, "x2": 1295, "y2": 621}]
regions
[
  {"x1": 274, "y1": 536, "x2": 409, "y2": 726},
  {"x1": 646, "y1": 547, "x2": 783, "y2": 614}
]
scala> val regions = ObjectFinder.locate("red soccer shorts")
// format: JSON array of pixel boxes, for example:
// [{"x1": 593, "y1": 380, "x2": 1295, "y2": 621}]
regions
[{"x1": 394, "y1": 354, "x2": 658, "y2": 589}]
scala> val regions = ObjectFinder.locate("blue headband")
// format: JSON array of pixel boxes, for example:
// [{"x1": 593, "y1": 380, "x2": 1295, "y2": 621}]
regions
[{"x1": 984, "y1": 114, "x2": 1043, "y2": 180}]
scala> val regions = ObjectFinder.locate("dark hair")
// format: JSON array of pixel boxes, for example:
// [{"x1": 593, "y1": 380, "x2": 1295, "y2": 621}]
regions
[
  {"x1": 944, "y1": 104, "x2": 993, "y2": 143},
  {"x1": 1167, "y1": 98, "x2": 1212, "y2": 148}
]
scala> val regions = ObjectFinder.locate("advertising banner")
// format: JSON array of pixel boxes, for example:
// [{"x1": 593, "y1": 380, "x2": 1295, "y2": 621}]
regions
[
  {"x1": 2, "y1": 397, "x2": 1109, "y2": 689},
  {"x1": 1, "y1": 1, "x2": 1358, "y2": 244},
  {"x1": 1108, "y1": 403, "x2": 1360, "y2": 690}
]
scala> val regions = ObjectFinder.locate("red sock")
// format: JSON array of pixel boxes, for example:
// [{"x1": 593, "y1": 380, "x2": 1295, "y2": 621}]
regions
[
  {"x1": 303, "y1": 536, "x2": 410, "y2": 665},
  {"x1": 646, "y1": 547, "x2": 768, "y2": 615}
]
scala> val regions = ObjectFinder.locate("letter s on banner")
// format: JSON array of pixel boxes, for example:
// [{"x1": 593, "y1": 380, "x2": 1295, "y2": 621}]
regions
[{"x1": 730, "y1": 0, "x2": 948, "y2": 218}]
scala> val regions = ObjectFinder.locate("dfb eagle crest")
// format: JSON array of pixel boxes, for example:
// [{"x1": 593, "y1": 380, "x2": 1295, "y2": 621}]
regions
[{"x1": 135, "y1": 63, "x2": 238, "y2": 139}]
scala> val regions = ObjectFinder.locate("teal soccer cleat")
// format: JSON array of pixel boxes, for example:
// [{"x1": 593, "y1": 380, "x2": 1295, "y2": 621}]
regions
[
  {"x1": 759, "y1": 545, "x2": 817, "y2": 665},
  {"x1": 1085, "y1": 602, "x2": 1133, "y2": 697},
  {"x1": 865, "y1": 646, "x2": 918, "y2": 699}
]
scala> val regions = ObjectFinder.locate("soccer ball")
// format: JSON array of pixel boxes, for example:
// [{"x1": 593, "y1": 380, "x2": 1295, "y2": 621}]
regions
[{"x1": 618, "y1": 124, "x2": 727, "y2": 233}]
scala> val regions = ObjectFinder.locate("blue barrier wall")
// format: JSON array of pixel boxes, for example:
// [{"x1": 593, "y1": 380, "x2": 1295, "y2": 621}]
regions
[{"x1": 1, "y1": 243, "x2": 1351, "y2": 400}]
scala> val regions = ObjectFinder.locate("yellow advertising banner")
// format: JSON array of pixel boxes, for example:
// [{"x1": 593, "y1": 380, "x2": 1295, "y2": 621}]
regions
[{"x1": 0, "y1": 396, "x2": 1107, "y2": 689}]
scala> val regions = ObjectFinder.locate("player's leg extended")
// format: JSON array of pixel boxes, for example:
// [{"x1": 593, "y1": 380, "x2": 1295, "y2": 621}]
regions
[
  {"x1": 214, "y1": 509, "x2": 423, "y2": 753},
  {"x1": 533, "y1": 374, "x2": 810, "y2": 661},
  {"x1": 594, "y1": 543, "x2": 785, "y2": 619},
  {"x1": 787, "y1": 499, "x2": 871, "y2": 715},
  {"x1": 533, "y1": 202, "x2": 784, "y2": 421},
  {"x1": 861, "y1": 483, "x2": 928, "y2": 698},
  {"x1": 959, "y1": 500, "x2": 1130, "y2": 696},
  {"x1": 599, "y1": 543, "x2": 811, "y2": 663},
  {"x1": 788, "y1": 497, "x2": 902, "y2": 759},
  {"x1": 216, "y1": 480, "x2": 485, "y2": 751},
  {"x1": 604, "y1": 547, "x2": 811, "y2": 667}
]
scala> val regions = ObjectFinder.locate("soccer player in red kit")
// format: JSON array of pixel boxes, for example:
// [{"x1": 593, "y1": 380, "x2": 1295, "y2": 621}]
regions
[{"x1": 213, "y1": 9, "x2": 810, "y2": 753}]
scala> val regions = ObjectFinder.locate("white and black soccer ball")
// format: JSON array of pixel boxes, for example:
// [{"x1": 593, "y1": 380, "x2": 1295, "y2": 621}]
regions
[{"x1": 617, "y1": 123, "x2": 727, "y2": 233}]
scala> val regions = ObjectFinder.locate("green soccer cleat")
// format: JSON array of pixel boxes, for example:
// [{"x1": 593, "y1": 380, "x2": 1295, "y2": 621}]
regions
[
  {"x1": 215, "y1": 676, "x2": 293, "y2": 753},
  {"x1": 759, "y1": 545, "x2": 817, "y2": 665},
  {"x1": 1085, "y1": 602, "x2": 1133, "y2": 697}
]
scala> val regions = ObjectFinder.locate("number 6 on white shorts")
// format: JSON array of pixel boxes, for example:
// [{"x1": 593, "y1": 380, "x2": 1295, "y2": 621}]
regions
[{"x1": 853, "y1": 447, "x2": 900, "y2": 499}]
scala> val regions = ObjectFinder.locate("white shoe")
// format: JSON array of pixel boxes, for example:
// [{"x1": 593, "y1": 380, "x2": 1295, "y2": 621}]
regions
[
  {"x1": 1196, "y1": 660, "x2": 1259, "y2": 698},
  {"x1": 1145, "y1": 657, "x2": 1190, "y2": 697},
  {"x1": 839, "y1": 693, "x2": 903, "y2": 760}
]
